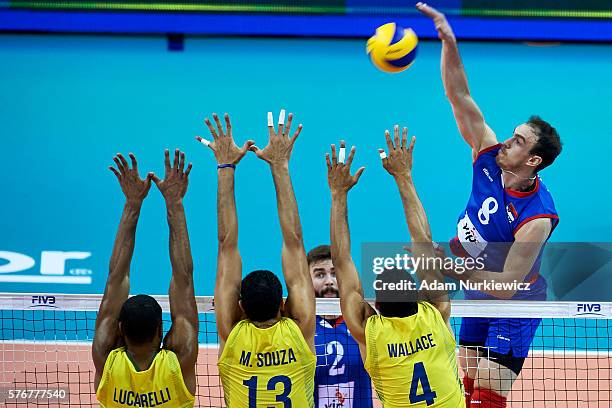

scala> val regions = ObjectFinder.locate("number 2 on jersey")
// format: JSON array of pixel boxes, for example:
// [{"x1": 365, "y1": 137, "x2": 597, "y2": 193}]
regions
[
  {"x1": 327, "y1": 341, "x2": 345, "y2": 376},
  {"x1": 409, "y1": 362, "x2": 437, "y2": 406},
  {"x1": 243, "y1": 375, "x2": 292, "y2": 407}
]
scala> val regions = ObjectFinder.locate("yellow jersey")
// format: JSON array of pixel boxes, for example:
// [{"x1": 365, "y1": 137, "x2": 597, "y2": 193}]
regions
[
  {"x1": 364, "y1": 302, "x2": 464, "y2": 408},
  {"x1": 96, "y1": 347, "x2": 195, "y2": 408},
  {"x1": 218, "y1": 318, "x2": 316, "y2": 407}
]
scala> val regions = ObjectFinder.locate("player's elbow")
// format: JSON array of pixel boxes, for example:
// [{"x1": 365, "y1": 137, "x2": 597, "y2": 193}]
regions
[
  {"x1": 218, "y1": 232, "x2": 238, "y2": 250},
  {"x1": 282, "y1": 232, "x2": 304, "y2": 252},
  {"x1": 495, "y1": 290, "x2": 516, "y2": 300},
  {"x1": 445, "y1": 88, "x2": 470, "y2": 103}
]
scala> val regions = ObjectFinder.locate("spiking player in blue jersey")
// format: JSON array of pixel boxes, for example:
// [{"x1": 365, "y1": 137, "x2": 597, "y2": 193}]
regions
[
  {"x1": 418, "y1": 3, "x2": 562, "y2": 408},
  {"x1": 307, "y1": 245, "x2": 373, "y2": 408}
]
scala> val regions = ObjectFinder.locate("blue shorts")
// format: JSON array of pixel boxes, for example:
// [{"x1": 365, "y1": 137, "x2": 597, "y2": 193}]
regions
[{"x1": 459, "y1": 317, "x2": 541, "y2": 358}]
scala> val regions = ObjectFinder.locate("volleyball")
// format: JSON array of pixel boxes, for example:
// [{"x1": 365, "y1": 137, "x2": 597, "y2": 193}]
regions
[{"x1": 366, "y1": 23, "x2": 419, "y2": 73}]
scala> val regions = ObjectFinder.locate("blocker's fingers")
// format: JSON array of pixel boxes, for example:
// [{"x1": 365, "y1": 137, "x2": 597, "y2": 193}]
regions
[
  {"x1": 384, "y1": 130, "x2": 394, "y2": 151},
  {"x1": 325, "y1": 153, "x2": 332, "y2": 171},
  {"x1": 149, "y1": 172, "x2": 162, "y2": 186},
  {"x1": 109, "y1": 166, "x2": 121, "y2": 179},
  {"x1": 331, "y1": 144, "x2": 337, "y2": 165},
  {"x1": 185, "y1": 163, "x2": 193, "y2": 177},
  {"x1": 284, "y1": 112, "x2": 293, "y2": 137},
  {"x1": 345, "y1": 146, "x2": 356, "y2": 167},
  {"x1": 179, "y1": 152, "x2": 185, "y2": 172},
  {"x1": 212, "y1": 113, "x2": 225, "y2": 137},
  {"x1": 277, "y1": 108, "x2": 286, "y2": 136},
  {"x1": 394, "y1": 125, "x2": 400, "y2": 148},
  {"x1": 196, "y1": 136, "x2": 212, "y2": 148},
  {"x1": 164, "y1": 149, "x2": 171, "y2": 174},
  {"x1": 267, "y1": 112, "x2": 275, "y2": 138},
  {"x1": 173, "y1": 148, "x2": 180, "y2": 169},
  {"x1": 240, "y1": 139, "x2": 255, "y2": 155},
  {"x1": 401, "y1": 127, "x2": 408, "y2": 149},
  {"x1": 290, "y1": 124, "x2": 302, "y2": 145},
  {"x1": 353, "y1": 166, "x2": 365, "y2": 183},
  {"x1": 408, "y1": 136, "x2": 416, "y2": 153},
  {"x1": 117, "y1": 153, "x2": 130, "y2": 170},
  {"x1": 113, "y1": 156, "x2": 126, "y2": 174},
  {"x1": 128, "y1": 153, "x2": 138, "y2": 171},
  {"x1": 224, "y1": 113, "x2": 232, "y2": 135},
  {"x1": 204, "y1": 118, "x2": 219, "y2": 140},
  {"x1": 338, "y1": 140, "x2": 346, "y2": 164}
]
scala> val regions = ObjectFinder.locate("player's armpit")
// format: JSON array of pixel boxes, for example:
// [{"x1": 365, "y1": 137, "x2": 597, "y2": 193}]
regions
[{"x1": 471, "y1": 123, "x2": 499, "y2": 160}]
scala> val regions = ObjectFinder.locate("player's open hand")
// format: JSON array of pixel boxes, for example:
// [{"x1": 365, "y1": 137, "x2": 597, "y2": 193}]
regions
[
  {"x1": 250, "y1": 109, "x2": 302, "y2": 167},
  {"x1": 109, "y1": 153, "x2": 152, "y2": 204},
  {"x1": 197, "y1": 113, "x2": 254, "y2": 165},
  {"x1": 416, "y1": 2, "x2": 455, "y2": 42},
  {"x1": 326, "y1": 141, "x2": 365, "y2": 195},
  {"x1": 379, "y1": 125, "x2": 416, "y2": 178},
  {"x1": 150, "y1": 149, "x2": 192, "y2": 203}
]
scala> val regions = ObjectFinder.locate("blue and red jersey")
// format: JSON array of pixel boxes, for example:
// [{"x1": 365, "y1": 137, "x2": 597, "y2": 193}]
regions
[
  {"x1": 314, "y1": 315, "x2": 373, "y2": 408},
  {"x1": 450, "y1": 144, "x2": 559, "y2": 300}
]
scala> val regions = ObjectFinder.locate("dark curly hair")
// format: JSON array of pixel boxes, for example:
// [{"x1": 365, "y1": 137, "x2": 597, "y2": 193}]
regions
[{"x1": 241, "y1": 270, "x2": 283, "y2": 322}]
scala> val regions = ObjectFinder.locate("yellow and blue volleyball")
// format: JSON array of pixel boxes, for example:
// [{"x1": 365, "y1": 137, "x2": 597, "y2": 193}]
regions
[{"x1": 366, "y1": 23, "x2": 419, "y2": 73}]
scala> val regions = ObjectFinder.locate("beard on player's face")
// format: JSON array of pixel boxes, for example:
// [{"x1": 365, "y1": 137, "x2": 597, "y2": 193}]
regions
[{"x1": 316, "y1": 286, "x2": 339, "y2": 298}]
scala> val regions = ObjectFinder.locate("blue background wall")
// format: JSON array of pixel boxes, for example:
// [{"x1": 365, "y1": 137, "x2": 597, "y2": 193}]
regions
[{"x1": 1, "y1": 35, "x2": 611, "y2": 296}]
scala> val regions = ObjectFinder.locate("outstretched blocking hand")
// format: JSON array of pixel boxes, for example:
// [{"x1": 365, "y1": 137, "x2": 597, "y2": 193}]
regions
[
  {"x1": 380, "y1": 125, "x2": 416, "y2": 178},
  {"x1": 150, "y1": 149, "x2": 192, "y2": 202},
  {"x1": 326, "y1": 141, "x2": 365, "y2": 195},
  {"x1": 416, "y1": 2, "x2": 456, "y2": 42},
  {"x1": 197, "y1": 113, "x2": 254, "y2": 165},
  {"x1": 250, "y1": 110, "x2": 302, "y2": 167},
  {"x1": 109, "y1": 152, "x2": 152, "y2": 203}
]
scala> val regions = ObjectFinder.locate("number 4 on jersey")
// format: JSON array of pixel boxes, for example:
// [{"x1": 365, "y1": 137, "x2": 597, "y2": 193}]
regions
[{"x1": 409, "y1": 362, "x2": 437, "y2": 406}]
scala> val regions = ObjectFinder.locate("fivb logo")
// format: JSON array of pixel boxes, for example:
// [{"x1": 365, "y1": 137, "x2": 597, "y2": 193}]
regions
[
  {"x1": 30, "y1": 295, "x2": 58, "y2": 309},
  {"x1": 0, "y1": 251, "x2": 92, "y2": 284},
  {"x1": 576, "y1": 303, "x2": 604, "y2": 317}
]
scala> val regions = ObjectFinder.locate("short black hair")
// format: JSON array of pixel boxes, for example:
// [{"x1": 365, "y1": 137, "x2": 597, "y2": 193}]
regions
[
  {"x1": 375, "y1": 268, "x2": 418, "y2": 318},
  {"x1": 307, "y1": 245, "x2": 331, "y2": 266},
  {"x1": 527, "y1": 116, "x2": 562, "y2": 172},
  {"x1": 119, "y1": 295, "x2": 162, "y2": 344},
  {"x1": 241, "y1": 270, "x2": 283, "y2": 322}
]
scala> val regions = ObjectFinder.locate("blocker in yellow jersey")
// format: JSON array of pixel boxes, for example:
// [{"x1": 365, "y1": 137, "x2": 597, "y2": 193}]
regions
[
  {"x1": 218, "y1": 318, "x2": 317, "y2": 407},
  {"x1": 365, "y1": 302, "x2": 463, "y2": 407},
  {"x1": 96, "y1": 348, "x2": 195, "y2": 408}
]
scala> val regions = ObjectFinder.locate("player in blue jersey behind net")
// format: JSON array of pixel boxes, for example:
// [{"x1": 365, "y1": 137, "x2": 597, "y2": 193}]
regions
[
  {"x1": 307, "y1": 245, "x2": 373, "y2": 407},
  {"x1": 418, "y1": 3, "x2": 563, "y2": 407}
]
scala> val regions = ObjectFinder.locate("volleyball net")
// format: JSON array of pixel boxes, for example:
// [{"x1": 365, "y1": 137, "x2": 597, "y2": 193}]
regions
[{"x1": 0, "y1": 293, "x2": 610, "y2": 407}]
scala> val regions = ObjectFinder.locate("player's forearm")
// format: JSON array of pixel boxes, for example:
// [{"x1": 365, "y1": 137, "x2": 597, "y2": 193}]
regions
[
  {"x1": 394, "y1": 175, "x2": 448, "y2": 302},
  {"x1": 330, "y1": 192, "x2": 362, "y2": 295},
  {"x1": 108, "y1": 200, "x2": 142, "y2": 285},
  {"x1": 270, "y1": 163, "x2": 304, "y2": 249},
  {"x1": 394, "y1": 174, "x2": 432, "y2": 243},
  {"x1": 217, "y1": 169, "x2": 239, "y2": 249},
  {"x1": 166, "y1": 200, "x2": 194, "y2": 280},
  {"x1": 441, "y1": 38, "x2": 471, "y2": 102}
]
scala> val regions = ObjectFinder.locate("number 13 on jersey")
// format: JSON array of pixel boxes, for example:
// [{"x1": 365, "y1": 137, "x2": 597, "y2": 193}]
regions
[{"x1": 243, "y1": 375, "x2": 292, "y2": 407}]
